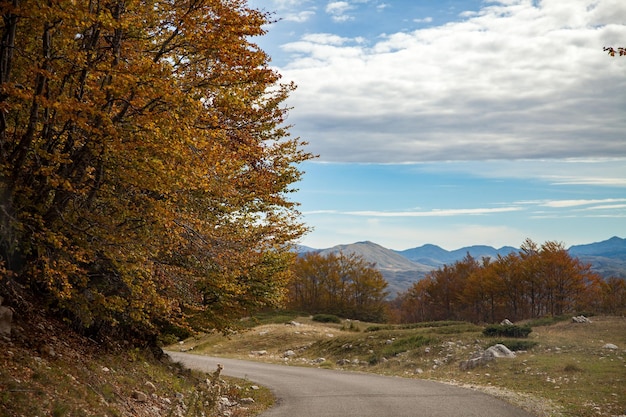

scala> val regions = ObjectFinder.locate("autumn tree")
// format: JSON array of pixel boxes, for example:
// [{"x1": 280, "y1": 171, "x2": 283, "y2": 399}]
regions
[
  {"x1": 289, "y1": 252, "x2": 389, "y2": 322},
  {"x1": 0, "y1": 0, "x2": 312, "y2": 342},
  {"x1": 395, "y1": 239, "x2": 607, "y2": 324}
]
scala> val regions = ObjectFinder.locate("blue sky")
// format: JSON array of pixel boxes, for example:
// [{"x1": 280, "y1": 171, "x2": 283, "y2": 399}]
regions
[{"x1": 249, "y1": 0, "x2": 626, "y2": 251}]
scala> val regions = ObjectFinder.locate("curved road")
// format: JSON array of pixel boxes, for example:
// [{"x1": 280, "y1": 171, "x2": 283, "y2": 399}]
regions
[{"x1": 167, "y1": 352, "x2": 534, "y2": 417}]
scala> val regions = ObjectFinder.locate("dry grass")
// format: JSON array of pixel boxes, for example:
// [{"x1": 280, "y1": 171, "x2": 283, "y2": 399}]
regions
[{"x1": 177, "y1": 315, "x2": 626, "y2": 417}]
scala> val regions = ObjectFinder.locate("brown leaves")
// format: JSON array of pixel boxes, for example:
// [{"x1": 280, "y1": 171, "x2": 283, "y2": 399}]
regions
[{"x1": 603, "y1": 46, "x2": 626, "y2": 56}]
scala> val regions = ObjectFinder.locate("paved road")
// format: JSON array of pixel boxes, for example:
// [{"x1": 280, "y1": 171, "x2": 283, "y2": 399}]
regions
[{"x1": 167, "y1": 352, "x2": 534, "y2": 417}]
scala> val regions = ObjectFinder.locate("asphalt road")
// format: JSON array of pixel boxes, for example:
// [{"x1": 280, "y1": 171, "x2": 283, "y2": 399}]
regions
[{"x1": 167, "y1": 351, "x2": 535, "y2": 417}]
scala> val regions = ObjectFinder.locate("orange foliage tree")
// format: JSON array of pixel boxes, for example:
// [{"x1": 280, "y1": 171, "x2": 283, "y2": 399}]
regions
[
  {"x1": 0, "y1": 0, "x2": 312, "y2": 341},
  {"x1": 289, "y1": 252, "x2": 389, "y2": 322},
  {"x1": 395, "y1": 240, "x2": 609, "y2": 323}
]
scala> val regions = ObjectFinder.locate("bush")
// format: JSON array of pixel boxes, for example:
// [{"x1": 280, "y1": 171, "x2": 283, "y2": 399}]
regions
[
  {"x1": 312, "y1": 314, "x2": 341, "y2": 323},
  {"x1": 483, "y1": 324, "x2": 532, "y2": 338}
]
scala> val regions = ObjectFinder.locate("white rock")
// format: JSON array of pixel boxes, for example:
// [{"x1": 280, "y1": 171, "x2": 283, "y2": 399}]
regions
[
  {"x1": 603, "y1": 343, "x2": 618, "y2": 350},
  {"x1": 486, "y1": 344, "x2": 516, "y2": 358}
]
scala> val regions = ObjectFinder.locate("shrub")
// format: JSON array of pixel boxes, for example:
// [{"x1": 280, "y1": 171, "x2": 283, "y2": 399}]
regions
[
  {"x1": 483, "y1": 324, "x2": 532, "y2": 338},
  {"x1": 312, "y1": 314, "x2": 341, "y2": 323},
  {"x1": 382, "y1": 335, "x2": 434, "y2": 357}
]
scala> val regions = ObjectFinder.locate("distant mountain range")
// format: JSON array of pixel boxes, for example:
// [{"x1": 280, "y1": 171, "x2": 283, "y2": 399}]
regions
[{"x1": 299, "y1": 236, "x2": 626, "y2": 297}]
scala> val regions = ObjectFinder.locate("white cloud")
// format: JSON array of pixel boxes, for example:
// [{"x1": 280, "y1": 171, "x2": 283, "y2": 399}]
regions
[
  {"x1": 326, "y1": 1, "x2": 354, "y2": 22},
  {"x1": 413, "y1": 17, "x2": 433, "y2": 23},
  {"x1": 284, "y1": 11, "x2": 316, "y2": 22},
  {"x1": 278, "y1": 0, "x2": 626, "y2": 163},
  {"x1": 343, "y1": 207, "x2": 522, "y2": 217},
  {"x1": 541, "y1": 198, "x2": 626, "y2": 208}
]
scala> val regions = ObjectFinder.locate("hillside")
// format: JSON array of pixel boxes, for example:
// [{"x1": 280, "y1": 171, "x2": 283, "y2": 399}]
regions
[
  {"x1": 0, "y1": 298, "x2": 272, "y2": 417},
  {"x1": 315, "y1": 241, "x2": 432, "y2": 295}
]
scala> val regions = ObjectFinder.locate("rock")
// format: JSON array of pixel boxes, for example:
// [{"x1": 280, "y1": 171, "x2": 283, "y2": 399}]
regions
[
  {"x1": 603, "y1": 343, "x2": 618, "y2": 350},
  {"x1": 250, "y1": 350, "x2": 267, "y2": 356},
  {"x1": 283, "y1": 350, "x2": 296, "y2": 358},
  {"x1": 572, "y1": 315, "x2": 591, "y2": 323},
  {"x1": 39, "y1": 344, "x2": 56, "y2": 358},
  {"x1": 0, "y1": 300, "x2": 13, "y2": 339},
  {"x1": 459, "y1": 352, "x2": 494, "y2": 371},
  {"x1": 311, "y1": 357, "x2": 326, "y2": 364},
  {"x1": 286, "y1": 321, "x2": 301, "y2": 326},
  {"x1": 132, "y1": 390, "x2": 148, "y2": 402},
  {"x1": 486, "y1": 344, "x2": 516, "y2": 358},
  {"x1": 336, "y1": 358, "x2": 351, "y2": 366},
  {"x1": 145, "y1": 381, "x2": 157, "y2": 393},
  {"x1": 250, "y1": 385, "x2": 260, "y2": 390},
  {"x1": 240, "y1": 397, "x2": 255, "y2": 404},
  {"x1": 219, "y1": 396, "x2": 235, "y2": 407},
  {"x1": 500, "y1": 319, "x2": 513, "y2": 325}
]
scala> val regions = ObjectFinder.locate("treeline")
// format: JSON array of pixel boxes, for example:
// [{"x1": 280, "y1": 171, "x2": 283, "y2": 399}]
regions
[
  {"x1": 287, "y1": 252, "x2": 389, "y2": 322},
  {"x1": 390, "y1": 239, "x2": 626, "y2": 324}
]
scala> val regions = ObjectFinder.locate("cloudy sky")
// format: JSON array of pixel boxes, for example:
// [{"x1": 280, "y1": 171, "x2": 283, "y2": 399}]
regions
[{"x1": 249, "y1": 0, "x2": 626, "y2": 251}]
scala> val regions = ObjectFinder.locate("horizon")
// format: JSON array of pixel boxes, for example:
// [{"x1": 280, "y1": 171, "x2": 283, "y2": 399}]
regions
[{"x1": 298, "y1": 234, "x2": 624, "y2": 253}]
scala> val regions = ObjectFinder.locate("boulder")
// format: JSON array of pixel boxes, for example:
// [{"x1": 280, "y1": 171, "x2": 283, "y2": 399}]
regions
[
  {"x1": 459, "y1": 344, "x2": 515, "y2": 371},
  {"x1": 486, "y1": 344, "x2": 516, "y2": 358},
  {"x1": 602, "y1": 343, "x2": 618, "y2": 350},
  {"x1": 572, "y1": 315, "x2": 591, "y2": 323},
  {"x1": 500, "y1": 319, "x2": 513, "y2": 325}
]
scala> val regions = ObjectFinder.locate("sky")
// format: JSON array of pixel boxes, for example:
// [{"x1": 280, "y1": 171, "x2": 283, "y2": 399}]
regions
[{"x1": 248, "y1": 0, "x2": 626, "y2": 251}]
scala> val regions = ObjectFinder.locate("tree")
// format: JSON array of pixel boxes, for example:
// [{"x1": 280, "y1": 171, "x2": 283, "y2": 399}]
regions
[
  {"x1": 288, "y1": 252, "x2": 389, "y2": 322},
  {"x1": 0, "y1": 0, "x2": 312, "y2": 341}
]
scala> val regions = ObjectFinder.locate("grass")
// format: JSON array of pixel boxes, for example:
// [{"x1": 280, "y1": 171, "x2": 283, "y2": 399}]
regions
[{"x1": 177, "y1": 314, "x2": 626, "y2": 417}]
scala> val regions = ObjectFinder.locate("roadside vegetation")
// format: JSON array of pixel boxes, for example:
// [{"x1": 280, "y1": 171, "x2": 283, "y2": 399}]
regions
[
  {"x1": 0, "y1": 311, "x2": 273, "y2": 417},
  {"x1": 176, "y1": 313, "x2": 626, "y2": 417}
]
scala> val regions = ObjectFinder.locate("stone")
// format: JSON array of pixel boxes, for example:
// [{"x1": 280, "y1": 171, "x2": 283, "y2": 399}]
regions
[
  {"x1": 132, "y1": 391, "x2": 148, "y2": 402},
  {"x1": 283, "y1": 350, "x2": 296, "y2": 358},
  {"x1": 486, "y1": 344, "x2": 516, "y2": 358},
  {"x1": 603, "y1": 343, "x2": 618, "y2": 350},
  {"x1": 0, "y1": 301, "x2": 13, "y2": 339},
  {"x1": 145, "y1": 381, "x2": 157, "y2": 393},
  {"x1": 240, "y1": 397, "x2": 255, "y2": 404},
  {"x1": 572, "y1": 315, "x2": 591, "y2": 323},
  {"x1": 500, "y1": 319, "x2": 513, "y2": 325}
]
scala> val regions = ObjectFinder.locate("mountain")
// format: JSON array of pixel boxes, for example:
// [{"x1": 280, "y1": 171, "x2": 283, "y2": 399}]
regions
[
  {"x1": 568, "y1": 236, "x2": 626, "y2": 259},
  {"x1": 398, "y1": 244, "x2": 518, "y2": 267},
  {"x1": 299, "y1": 237, "x2": 626, "y2": 297},
  {"x1": 568, "y1": 236, "x2": 626, "y2": 279},
  {"x1": 315, "y1": 241, "x2": 432, "y2": 296}
]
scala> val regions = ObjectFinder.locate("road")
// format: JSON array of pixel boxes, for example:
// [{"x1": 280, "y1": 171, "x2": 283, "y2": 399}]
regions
[{"x1": 167, "y1": 352, "x2": 535, "y2": 417}]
